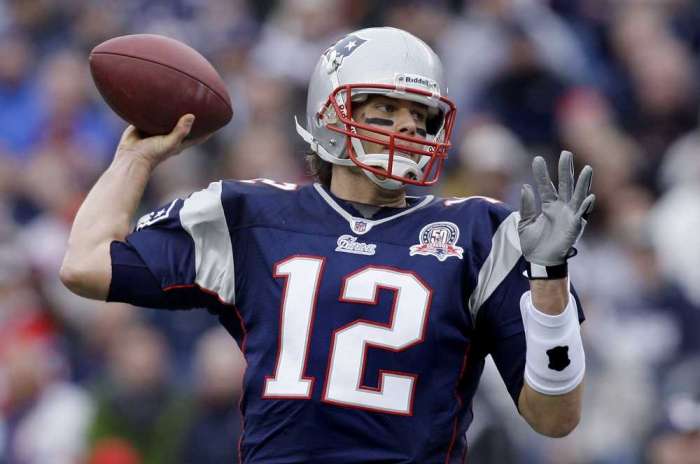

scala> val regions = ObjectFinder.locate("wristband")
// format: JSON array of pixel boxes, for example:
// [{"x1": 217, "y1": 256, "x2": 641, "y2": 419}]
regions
[
  {"x1": 524, "y1": 248, "x2": 577, "y2": 280},
  {"x1": 520, "y1": 291, "x2": 585, "y2": 395},
  {"x1": 525, "y1": 261, "x2": 568, "y2": 280}
]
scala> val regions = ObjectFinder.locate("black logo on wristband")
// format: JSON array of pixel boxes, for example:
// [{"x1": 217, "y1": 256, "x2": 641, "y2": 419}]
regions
[{"x1": 547, "y1": 346, "x2": 571, "y2": 371}]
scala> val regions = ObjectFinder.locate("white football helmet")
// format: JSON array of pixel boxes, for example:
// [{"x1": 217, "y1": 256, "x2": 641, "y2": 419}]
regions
[{"x1": 295, "y1": 27, "x2": 457, "y2": 190}]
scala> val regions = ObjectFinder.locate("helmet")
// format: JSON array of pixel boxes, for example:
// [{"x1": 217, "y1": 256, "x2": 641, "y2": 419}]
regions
[{"x1": 295, "y1": 27, "x2": 457, "y2": 190}]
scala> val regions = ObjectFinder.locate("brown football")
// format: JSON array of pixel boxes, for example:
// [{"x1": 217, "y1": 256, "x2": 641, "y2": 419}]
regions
[{"x1": 89, "y1": 34, "x2": 232, "y2": 139}]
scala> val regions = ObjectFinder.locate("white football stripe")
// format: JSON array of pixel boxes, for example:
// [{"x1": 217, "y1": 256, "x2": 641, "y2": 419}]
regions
[
  {"x1": 180, "y1": 181, "x2": 236, "y2": 304},
  {"x1": 468, "y1": 212, "x2": 522, "y2": 320}
]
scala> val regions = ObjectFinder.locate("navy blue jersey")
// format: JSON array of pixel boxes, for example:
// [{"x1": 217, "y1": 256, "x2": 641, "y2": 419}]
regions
[{"x1": 109, "y1": 179, "x2": 584, "y2": 463}]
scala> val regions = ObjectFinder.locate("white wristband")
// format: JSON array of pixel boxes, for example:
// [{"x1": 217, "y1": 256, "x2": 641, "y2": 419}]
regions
[{"x1": 520, "y1": 291, "x2": 585, "y2": 395}]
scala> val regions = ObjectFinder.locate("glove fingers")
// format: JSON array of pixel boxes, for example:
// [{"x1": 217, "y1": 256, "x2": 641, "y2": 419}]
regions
[
  {"x1": 519, "y1": 184, "x2": 538, "y2": 222},
  {"x1": 533, "y1": 156, "x2": 558, "y2": 203},
  {"x1": 576, "y1": 193, "x2": 596, "y2": 219},
  {"x1": 558, "y1": 150, "x2": 574, "y2": 203},
  {"x1": 572, "y1": 165, "x2": 593, "y2": 210}
]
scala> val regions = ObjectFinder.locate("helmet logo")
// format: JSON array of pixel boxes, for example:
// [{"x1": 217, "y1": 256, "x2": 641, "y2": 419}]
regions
[{"x1": 323, "y1": 35, "x2": 368, "y2": 71}]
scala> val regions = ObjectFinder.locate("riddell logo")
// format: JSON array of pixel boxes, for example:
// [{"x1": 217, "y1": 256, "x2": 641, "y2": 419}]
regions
[
  {"x1": 395, "y1": 74, "x2": 439, "y2": 93},
  {"x1": 403, "y1": 76, "x2": 429, "y2": 86}
]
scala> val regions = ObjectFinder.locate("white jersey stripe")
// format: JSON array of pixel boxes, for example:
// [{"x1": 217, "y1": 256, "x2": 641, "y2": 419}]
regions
[
  {"x1": 179, "y1": 181, "x2": 236, "y2": 304},
  {"x1": 468, "y1": 212, "x2": 522, "y2": 320}
]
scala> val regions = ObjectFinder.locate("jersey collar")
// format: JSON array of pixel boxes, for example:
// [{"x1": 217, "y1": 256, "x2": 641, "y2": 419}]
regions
[{"x1": 312, "y1": 183, "x2": 434, "y2": 235}]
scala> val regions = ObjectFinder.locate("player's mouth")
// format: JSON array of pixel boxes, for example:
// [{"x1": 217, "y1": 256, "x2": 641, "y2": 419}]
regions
[
  {"x1": 382, "y1": 149, "x2": 421, "y2": 163},
  {"x1": 370, "y1": 149, "x2": 422, "y2": 181}
]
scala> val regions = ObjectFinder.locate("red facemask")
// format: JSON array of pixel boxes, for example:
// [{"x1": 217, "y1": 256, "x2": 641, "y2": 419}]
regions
[{"x1": 317, "y1": 84, "x2": 457, "y2": 187}]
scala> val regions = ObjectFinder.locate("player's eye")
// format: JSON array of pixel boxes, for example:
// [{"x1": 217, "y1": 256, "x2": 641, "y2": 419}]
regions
[
  {"x1": 376, "y1": 103, "x2": 396, "y2": 114},
  {"x1": 411, "y1": 110, "x2": 428, "y2": 124}
]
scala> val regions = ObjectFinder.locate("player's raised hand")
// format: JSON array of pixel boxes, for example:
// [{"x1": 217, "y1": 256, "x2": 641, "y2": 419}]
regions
[
  {"x1": 518, "y1": 151, "x2": 595, "y2": 268},
  {"x1": 114, "y1": 114, "x2": 211, "y2": 168}
]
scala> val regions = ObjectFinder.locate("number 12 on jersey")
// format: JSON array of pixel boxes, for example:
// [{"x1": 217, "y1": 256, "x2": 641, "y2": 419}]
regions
[{"x1": 263, "y1": 256, "x2": 432, "y2": 415}]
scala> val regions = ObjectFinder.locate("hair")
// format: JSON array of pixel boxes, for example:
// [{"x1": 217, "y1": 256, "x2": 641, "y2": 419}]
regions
[{"x1": 305, "y1": 150, "x2": 333, "y2": 188}]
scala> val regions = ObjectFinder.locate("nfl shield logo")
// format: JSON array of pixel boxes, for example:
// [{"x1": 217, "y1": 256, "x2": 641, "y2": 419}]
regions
[{"x1": 352, "y1": 220, "x2": 369, "y2": 234}]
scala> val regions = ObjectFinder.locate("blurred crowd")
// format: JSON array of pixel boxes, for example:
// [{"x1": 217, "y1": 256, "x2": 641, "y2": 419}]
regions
[{"x1": 1, "y1": 0, "x2": 699, "y2": 463}]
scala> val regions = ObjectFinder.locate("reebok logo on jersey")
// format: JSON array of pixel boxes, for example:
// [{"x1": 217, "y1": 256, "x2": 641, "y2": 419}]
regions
[
  {"x1": 409, "y1": 222, "x2": 464, "y2": 261},
  {"x1": 335, "y1": 235, "x2": 377, "y2": 256}
]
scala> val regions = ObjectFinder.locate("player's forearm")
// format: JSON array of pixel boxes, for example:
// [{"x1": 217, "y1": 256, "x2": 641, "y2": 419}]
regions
[
  {"x1": 60, "y1": 155, "x2": 154, "y2": 300},
  {"x1": 519, "y1": 277, "x2": 584, "y2": 436},
  {"x1": 519, "y1": 381, "x2": 582, "y2": 437}
]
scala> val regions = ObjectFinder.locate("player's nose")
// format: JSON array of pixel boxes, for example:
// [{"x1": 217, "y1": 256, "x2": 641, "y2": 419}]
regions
[{"x1": 395, "y1": 108, "x2": 417, "y2": 137}]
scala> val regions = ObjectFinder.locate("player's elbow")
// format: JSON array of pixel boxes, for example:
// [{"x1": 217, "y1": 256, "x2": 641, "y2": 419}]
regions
[
  {"x1": 533, "y1": 411, "x2": 580, "y2": 438},
  {"x1": 60, "y1": 247, "x2": 111, "y2": 300},
  {"x1": 59, "y1": 260, "x2": 92, "y2": 298},
  {"x1": 59, "y1": 259, "x2": 81, "y2": 291}
]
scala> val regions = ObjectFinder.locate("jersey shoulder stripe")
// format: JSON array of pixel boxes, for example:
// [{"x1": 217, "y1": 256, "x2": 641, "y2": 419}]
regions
[
  {"x1": 467, "y1": 211, "x2": 522, "y2": 320},
  {"x1": 180, "y1": 181, "x2": 236, "y2": 304}
]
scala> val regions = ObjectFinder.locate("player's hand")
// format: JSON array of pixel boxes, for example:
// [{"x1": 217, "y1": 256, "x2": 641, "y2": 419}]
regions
[
  {"x1": 114, "y1": 114, "x2": 211, "y2": 168},
  {"x1": 518, "y1": 151, "x2": 594, "y2": 266}
]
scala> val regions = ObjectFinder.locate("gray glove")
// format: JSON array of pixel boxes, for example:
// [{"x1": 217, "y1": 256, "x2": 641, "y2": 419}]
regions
[{"x1": 518, "y1": 151, "x2": 594, "y2": 268}]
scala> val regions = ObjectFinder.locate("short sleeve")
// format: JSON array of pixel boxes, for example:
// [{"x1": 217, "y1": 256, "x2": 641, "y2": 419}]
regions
[
  {"x1": 114, "y1": 181, "x2": 236, "y2": 307},
  {"x1": 108, "y1": 240, "x2": 226, "y2": 312}
]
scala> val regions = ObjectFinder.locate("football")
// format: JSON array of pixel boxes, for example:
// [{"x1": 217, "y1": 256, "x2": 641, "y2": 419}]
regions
[{"x1": 89, "y1": 34, "x2": 233, "y2": 139}]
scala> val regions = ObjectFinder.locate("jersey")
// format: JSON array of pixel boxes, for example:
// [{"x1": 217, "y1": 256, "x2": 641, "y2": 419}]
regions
[{"x1": 108, "y1": 179, "x2": 585, "y2": 463}]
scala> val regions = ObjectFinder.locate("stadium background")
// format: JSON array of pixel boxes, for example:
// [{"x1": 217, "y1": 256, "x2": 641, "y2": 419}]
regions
[{"x1": 1, "y1": 0, "x2": 700, "y2": 462}]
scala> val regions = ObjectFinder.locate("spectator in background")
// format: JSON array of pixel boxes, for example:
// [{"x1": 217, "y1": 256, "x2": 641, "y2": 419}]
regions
[
  {"x1": 67, "y1": 303, "x2": 141, "y2": 386},
  {"x1": 229, "y1": 68, "x2": 298, "y2": 139},
  {"x1": 69, "y1": 2, "x2": 128, "y2": 55},
  {"x1": 251, "y1": 0, "x2": 350, "y2": 88},
  {"x1": 545, "y1": 185, "x2": 700, "y2": 464},
  {"x1": 649, "y1": 121, "x2": 700, "y2": 308},
  {"x1": 437, "y1": 0, "x2": 589, "y2": 124},
  {"x1": 87, "y1": 323, "x2": 190, "y2": 464},
  {"x1": 180, "y1": 327, "x2": 245, "y2": 463},
  {"x1": 34, "y1": 49, "x2": 121, "y2": 173},
  {"x1": 441, "y1": 121, "x2": 529, "y2": 203},
  {"x1": 2, "y1": 0, "x2": 72, "y2": 55},
  {"x1": 647, "y1": 356, "x2": 700, "y2": 464},
  {"x1": 557, "y1": 87, "x2": 642, "y2": 235},
  {"x1": 477, "y1": 25, "x2": 568, "y2": 152},
  {"x1": 607, "y1": 3, "x2": 698, "y2": 190},
  {"x1": 381, "y1": 0, "x2": 451, "y2": 49},
  {"x1": 0, "y1": 237, "x2": 93, "y2": 464},
  {"x1": 0, "y1": 31, "x2": 43, "y2": 160},
  {"x1": 0, "y1": 337, "x2": 93, "y2": 464},
  {"x1": 222, "y1": 124, "x2": 305, "y2": 183}
]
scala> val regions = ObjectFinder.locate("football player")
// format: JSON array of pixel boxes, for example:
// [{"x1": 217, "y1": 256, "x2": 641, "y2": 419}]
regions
[{"x1": 61, "y1": 27, "x2": 594, "y2": 463}]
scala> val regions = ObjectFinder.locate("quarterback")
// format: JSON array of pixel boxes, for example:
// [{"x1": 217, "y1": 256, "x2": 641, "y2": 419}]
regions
[{"x1": 61, "y1": 27, "x2": 594, "y2": 462}]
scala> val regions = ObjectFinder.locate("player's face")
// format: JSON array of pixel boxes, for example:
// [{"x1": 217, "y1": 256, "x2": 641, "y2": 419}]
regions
[{"x1": 353, "y1": 95, "x2": 429, "y2": 160}]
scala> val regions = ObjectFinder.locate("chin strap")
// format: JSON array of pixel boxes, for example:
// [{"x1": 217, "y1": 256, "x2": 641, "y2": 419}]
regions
[{"x1": 295, "y1": 116, "x2": 425, "y2": 191}]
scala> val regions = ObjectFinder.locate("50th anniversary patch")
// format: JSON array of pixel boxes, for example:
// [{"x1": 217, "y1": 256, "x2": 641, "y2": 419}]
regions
[{"x1": 409, "y1": 221, "x2": 464, "y2": 261}]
